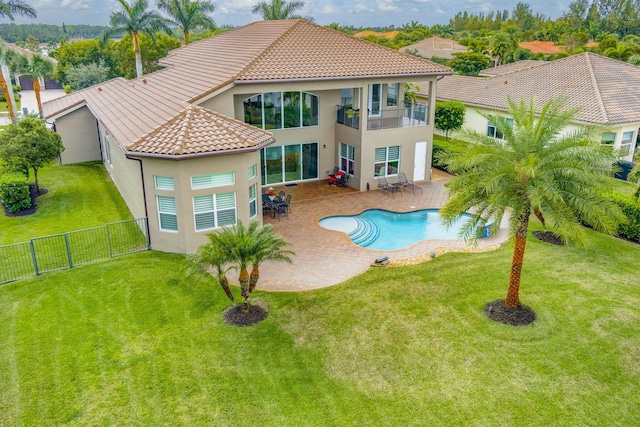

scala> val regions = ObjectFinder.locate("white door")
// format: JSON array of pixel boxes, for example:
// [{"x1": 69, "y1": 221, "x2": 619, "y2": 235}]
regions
[{"x1": 413, "y1": 141, "x2": 427, "y2": 181}]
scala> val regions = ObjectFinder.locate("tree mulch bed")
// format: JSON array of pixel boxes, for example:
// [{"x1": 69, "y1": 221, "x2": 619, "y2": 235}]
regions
[
  {"x1": 485, "y1": 299, "x2": 536, "y2": 326},
  {"x1": 1, "y1": 185, "x2": 47, "y2": 217},
  {"x1": 223, "y1": 303, "x2": 268, "y2": 326},
  {"x1": 532, "y1": 230, "x2": 564, "y2": 245}
]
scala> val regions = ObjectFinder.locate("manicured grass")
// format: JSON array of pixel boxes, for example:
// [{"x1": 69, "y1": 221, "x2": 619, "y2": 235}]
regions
[
  {"x1": 0, "y1": 162, "x2": 133, "y2": 244},
  {"x1": 1, "y1": 226, "x2": 639, "y2": 425}
]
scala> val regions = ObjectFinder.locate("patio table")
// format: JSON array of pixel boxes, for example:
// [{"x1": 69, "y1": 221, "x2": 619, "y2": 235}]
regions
[{"x1": 262, "y1": 195, "x2": 289, "y2": 219}]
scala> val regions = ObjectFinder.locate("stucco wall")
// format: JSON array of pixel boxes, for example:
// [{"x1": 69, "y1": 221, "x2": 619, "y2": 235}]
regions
[{"x1": 56, "y1": 106, "x2": 101, "y2": 164}]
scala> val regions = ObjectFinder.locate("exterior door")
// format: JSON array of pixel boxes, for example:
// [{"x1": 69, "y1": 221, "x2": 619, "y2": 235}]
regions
[
  {"x1": 413, "y1": 141, "x2": 427, "y2": 181},
  {"x1": 368, "y1": 84, "x2": 381, "y2": 116}
]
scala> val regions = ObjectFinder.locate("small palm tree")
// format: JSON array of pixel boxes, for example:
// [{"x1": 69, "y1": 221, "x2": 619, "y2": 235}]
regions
[
  {"x1": 248, "y1": 223, "x2": 294, "y2": 294},
  {"x1": 440, "y1": 97, "x2": 624, "y2": 317},
  {"x1": 102, "y1": 0, "x2": 171, "y2": 78},
  {"x1": 23, "y1": 55, "x2": 55, "y2": 117},
  {"x1": 0, "y1": 0, "x2": 36, "y2": 20},
  {"x1": 252, "y1": 0, "x2": 313, "y2": 21},
  {"x1": 158, "y1": 0, "x2": 215, "y2": 45},
  {"x1": 185, "y1": 240, "x2": 236, "y2": 303}
]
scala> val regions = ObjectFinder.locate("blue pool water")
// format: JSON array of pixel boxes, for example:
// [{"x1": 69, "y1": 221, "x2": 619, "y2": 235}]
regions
[{"x1": 319, "y1": 209, "x2": 483, "y2": 251}]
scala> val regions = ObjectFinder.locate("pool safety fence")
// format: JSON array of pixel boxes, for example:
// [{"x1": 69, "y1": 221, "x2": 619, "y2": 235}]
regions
[{"x1": 0, "y1": 218, "x2": 149, "y2": 284}]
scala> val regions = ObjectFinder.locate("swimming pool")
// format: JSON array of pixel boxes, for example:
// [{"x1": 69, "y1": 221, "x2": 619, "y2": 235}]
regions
[{"x1": 319, "y1": 209, "x2": 487, "y2": 250}]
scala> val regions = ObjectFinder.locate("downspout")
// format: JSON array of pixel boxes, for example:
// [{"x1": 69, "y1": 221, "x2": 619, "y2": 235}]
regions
[
  {"x1": 131, "y1": 157, "x2": 151, "y2": 250},
  {"x1": 96, "y1": 120, "x2": 104, "y2": 163}
]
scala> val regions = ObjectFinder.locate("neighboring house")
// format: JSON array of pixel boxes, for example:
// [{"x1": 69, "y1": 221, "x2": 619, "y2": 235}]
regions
[
  {"x1": 417, "y1": 53, "x2": 639, "y2": 162},
  {"x1": 400, "y1": 37, "x2": 466, "y2": 60},
  {"x1": 43, "y1": 20, "x2": 451, "y2": 253},
  {"x1": 518, "y1": 41, "x2": 564, "y2": 55},
  {"x1": 7, "y1": 44, "x2": 62, "y2": 90},
  {"x1": 478, "y1": 60, "x2": 545, "y2": 77},
  {"x1": 353, "y1": 30, "x2": 400, "y2": 39}
]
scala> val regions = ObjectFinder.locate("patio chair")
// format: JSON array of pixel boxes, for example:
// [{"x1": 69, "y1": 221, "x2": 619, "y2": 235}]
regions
[
  {"x1": 284, "y1": 194, "x2": 292, "y2": 212},
  {"x1": 337, "y1": 173, "x2": 349, "y2": 188},
  {"x1": 377, "y1": 176, "x2": 402, "y2": 198},
  {"x1": 326, "y1": 166, "x2": 339, "y2": 177},
  {"x1": 397, "y1": 172, "x2": 423, "y2": 195},
  {"x1": 278, "y1": 190, "x2": 286, "y2": 199}
]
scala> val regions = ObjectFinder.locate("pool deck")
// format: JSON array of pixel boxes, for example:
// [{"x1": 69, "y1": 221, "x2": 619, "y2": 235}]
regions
[{"x1": 236, "y1": 170, "x2": 510, "y2": 292}]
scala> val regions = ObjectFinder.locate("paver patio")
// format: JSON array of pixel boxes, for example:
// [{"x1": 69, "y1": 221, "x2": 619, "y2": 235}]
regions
[{"x1": 235, "y1": 170, "x2": 509, "y2": 291}]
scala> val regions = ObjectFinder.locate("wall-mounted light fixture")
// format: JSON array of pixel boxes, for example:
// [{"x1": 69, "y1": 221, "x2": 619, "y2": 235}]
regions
[{"x1": 323, "y1": 144, "x2": 326, "y2": 149}]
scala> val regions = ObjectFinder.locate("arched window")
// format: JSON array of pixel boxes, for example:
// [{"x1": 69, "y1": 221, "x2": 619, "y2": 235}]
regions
[{"x1": 243, "y1": 92, "x2": 319, "y2": 130}]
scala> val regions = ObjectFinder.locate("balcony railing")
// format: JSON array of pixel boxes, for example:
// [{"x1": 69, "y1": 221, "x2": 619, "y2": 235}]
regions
[{"x1": 336, "y1": 102, "x2": 428, "y2": 131}]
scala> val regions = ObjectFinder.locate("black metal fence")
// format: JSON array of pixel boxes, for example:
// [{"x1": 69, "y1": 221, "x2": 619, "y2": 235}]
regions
[{"x1": 0, "y1": 218, "x2": 149, "y2": 284}]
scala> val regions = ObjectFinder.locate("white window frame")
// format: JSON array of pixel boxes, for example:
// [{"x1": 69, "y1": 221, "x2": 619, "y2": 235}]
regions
[
  {"x1": 193, "y1": 192, "x2": 237, "y2": 232},
  {"x1": 249, "y1": 184, "x2": 257, "y2": 218},
  {"x1": 154, "y1": 176, "x2": 174, "y2": 190},
  {"x1": 368, "y1": 84, "x2": 382, "y2": 117},
  {"x1": 157, "y1": 195, "x2": 178, "y2": 232},
  {"x1": 243, "y1": 91, "x2": 319, "y2": 130},
  {"x1": 387, "y1": 83, "x2": 399, "y2": 107},
  {"x1": 620, "y1": 131, "x2": 634, "y2": 157},
  {"x1": 487, "y1": 118, "x2": 513, "y2": 140},
  {"x1": 191, "y1": 172, "x2": 235, "y2": 190},
  {"x1": 374, "y1": 146, "x2": 400, "y2": 177},
  {"x1": 340, "y1": 143, "x2": 355, "y2": 176},
  {"x1": 248, "y1": 164, "x2": 257, "y2": 180}
]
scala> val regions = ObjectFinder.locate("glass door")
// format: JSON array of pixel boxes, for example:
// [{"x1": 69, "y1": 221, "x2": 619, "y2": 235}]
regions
[
  {"x1": 302, "y1": 143, "x2": 318, "y2": 180},
  {"x1": 368, "y1": 84, "x2": 381, "y2": 116},
  {"x1": 284, "y1": 145, "x2": 301, "y2": 182}
]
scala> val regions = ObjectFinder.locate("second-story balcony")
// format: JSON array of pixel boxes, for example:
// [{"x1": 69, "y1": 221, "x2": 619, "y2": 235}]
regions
[{"x1": 336, "y1": 102, "x2": 428, "y2": 131}]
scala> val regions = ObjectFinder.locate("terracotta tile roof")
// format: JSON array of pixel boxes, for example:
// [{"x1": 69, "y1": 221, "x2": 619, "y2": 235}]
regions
[
  {"x1": 127, "y1": 103, "x2": 274, "y2": 156},
  {"x1": 480, "y1": 60, "x2": 546, "y2": 76},
  {"x1": 44, "y1": 20, "x2": 450, "y2": 157},
  {"x1": 400, "y1": 37, "x2": 467, "y2": 59},
  {"x1": 519, "y1": 41, "x2": 564, "y2": 54},
  {"x1": 353, "y1": 30, "x2": 400, "y2": 39},
  {"x1": 428, "y1": 52, "x2": 640, "y2": 125}
]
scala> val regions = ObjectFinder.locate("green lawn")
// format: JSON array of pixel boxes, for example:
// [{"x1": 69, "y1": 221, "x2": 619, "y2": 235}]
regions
[
  {"x1": 0, "y1": 162, "x2": 133, "y2": 244},
  {"x1": 1, "y1": 226, "x2": 639, "y2": 425}
]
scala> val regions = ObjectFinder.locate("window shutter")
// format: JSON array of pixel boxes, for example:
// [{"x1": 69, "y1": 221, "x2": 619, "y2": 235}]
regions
[
  {"x1": 388, "y1": 146, "x2": 400, "y2": 161},
  {"x1": 193, "y1": 195, "x2": 214, "y2": 213},
  {"x1": 154, "y1": 176, "x2": 174, "y2": 190},
  {"x1": 375, "y1": 148, "x2": 386, "y2": 162},
  {"x1": 157, "y1": 196, "x2": 176, "y2": 213}
]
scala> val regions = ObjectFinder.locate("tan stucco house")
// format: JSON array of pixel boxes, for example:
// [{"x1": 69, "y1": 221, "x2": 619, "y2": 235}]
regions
[
  {"x1": 43, "y1": 20, "x2": 451, "y2": 253},
  {"x1": 418, "y1": 53, "x2": 639, "y2": 161}
]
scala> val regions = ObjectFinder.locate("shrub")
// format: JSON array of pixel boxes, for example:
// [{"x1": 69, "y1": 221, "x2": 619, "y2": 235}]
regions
[
  {"x1": 0, "y1": 177, "x2": 31, "y2": 213},
  {"x1": 432, "y1": 137, "x2": 468, "y2": 172},
  {"x1": 610, "y1": 192, "x2": 640, "y2": 242}
]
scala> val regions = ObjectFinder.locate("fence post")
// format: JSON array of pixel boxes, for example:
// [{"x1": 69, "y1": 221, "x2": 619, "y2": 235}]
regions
[
  {"x1": 64, "y1": 233, "x2": 73, "y2": 268},
  {"x1": 29, "y1": 240, "x2": 39, "y2": 275},
  {"x1": 143, "y1": 218, "x2": 150, "y2": 249},
  {"x1": 106, "y1": 223, "x2": 113, "y2": 258}
]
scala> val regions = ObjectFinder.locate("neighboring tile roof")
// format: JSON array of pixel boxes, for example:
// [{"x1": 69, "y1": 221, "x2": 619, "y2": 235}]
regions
[
  {"x1": 128, "y1": 103, "x2": 274, "y2": 156},
  {"x1": 353, "y1": 30, "x2": 400, "y2": 39},
  {"x1": 400, "y1": 37, "x2": 467, "y2": 59},
  {"x1": 519, "y1": 41, "x2": 564, "y2": 54},
  {"x1": 479, "y1": 60, "x2": 546, "y2": 77},
  {"x1": 428, "y1": 52, "x2": 640, "y2": 125},
  {"x1": 44, "y1": 20, "x2": 450, "y2": 158}
]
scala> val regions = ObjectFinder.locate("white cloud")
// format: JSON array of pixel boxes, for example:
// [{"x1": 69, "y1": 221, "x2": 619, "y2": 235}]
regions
[
  {"x1": 60, "y1": 0, "x2": 91, "y2": 10},
  {"x1": 378, "y1": 0, "x2": 398, "y2": 12}
]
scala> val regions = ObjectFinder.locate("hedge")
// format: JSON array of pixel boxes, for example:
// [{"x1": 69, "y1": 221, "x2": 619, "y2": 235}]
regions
[
  {"x1": 432, "y1": 137, "x2": 468, "y2": 172},
  {"x1": 610, "y1": 192, "x2": 640, "y2": 243},
  {"x1": 0, "y1": 177, "x2": 31, "y2": 213}
]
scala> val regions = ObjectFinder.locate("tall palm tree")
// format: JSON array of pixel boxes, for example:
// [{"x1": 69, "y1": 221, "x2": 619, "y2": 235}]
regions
[
  {"x1": 102, "y1": 0, "x2": 171, "y2": 78},
  {"x1": 0, "y1": 0, "x2": 36, "y2": 20},
  {"x1": 23, "y1": 55, "x2": 55, "y2": 117},
  {"x1": 158, "y1": 0, "x2": 215, "y2": 45},
  {"x1": 252, "y1": 0, "x2": 313, "y2": 21},
  {"x1": 0, "y1": 45, "x2": 26, "y2": 123},
  {"x1": 440, "y1": 97, "x2": 624, "y2": 316},
  {"x1": 489, "y1": 32, "x2": 512, "y2": 66}
]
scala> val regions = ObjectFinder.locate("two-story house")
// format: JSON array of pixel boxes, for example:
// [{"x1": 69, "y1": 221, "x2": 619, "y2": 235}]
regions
[{"x1": 43, "y1": 20, "x2": 451, "y2": 253}]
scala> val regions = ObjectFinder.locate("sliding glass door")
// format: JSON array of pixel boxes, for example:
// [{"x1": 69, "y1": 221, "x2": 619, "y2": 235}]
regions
[{"x1": 261, "y1": 142, "x2": 318, "y2": 185}]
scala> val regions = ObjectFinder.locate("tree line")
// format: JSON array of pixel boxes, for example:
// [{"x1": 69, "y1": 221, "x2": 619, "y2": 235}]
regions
[{"x1": 0, "y1": 24, "x2": 108, "y2": 43}]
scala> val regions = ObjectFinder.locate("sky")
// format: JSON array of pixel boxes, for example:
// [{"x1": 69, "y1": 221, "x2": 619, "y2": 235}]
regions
[{"x1": 9, "y1": 0, "x2": 571, "y2": 29}]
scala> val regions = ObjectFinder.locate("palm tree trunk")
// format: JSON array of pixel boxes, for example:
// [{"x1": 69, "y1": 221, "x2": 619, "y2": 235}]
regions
[
  {"x1": 132, "y1": 32, "x2": 143, "y2": 78},
  {"x1": 534, "y1": 208, "x2": 545, "y2": 231},
  {"x1": 135, "y1": 50, "x2": 143, "y2": 78},
  {"x1": 33, "y1": 78, "x2": 42, "y2": 117},
  {"x1": 0, "y1": 71, "x2": 16, "y2": 122},
  {"x1": 505, "y1": 205, "x2": 530, "y2": 308},
  {"x1": 219, "y1": 275, "x2": 234, "y2": 303},
  {"x1": 184, "y1": 30, "x2": 190, "y2": 45},
  {"x1": 249, "y1": 267, "x2": 260, "y2": 293},
  {"x1": 239, "y1": 269, "x2": 250, "y2": 313}
]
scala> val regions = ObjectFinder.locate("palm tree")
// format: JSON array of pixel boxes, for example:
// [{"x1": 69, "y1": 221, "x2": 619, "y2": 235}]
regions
[
  {"x1": 0, "y1": 45, "x2": 26, "y2": 123},
  {"x1": 248, "y1": 223, "x2": 294, "y2": 294},
  {"x1": 102, "y1": 0, "x2": 171, "y2": 78},
  {"x1": 158, "y1": 0, "x2": 215, "y2": 45},
  {"x1": 439, "y1": 97, "x2": 624, "y2": 318},
  {"x1": 185, "y1": 240, "x2": 236, "y2": 303},
  {"x1": 489, "y1": 32, "x2": 512, "y2": 67},
  {"x1": 252, "y1": 0, "x2": 313, "y2": 21},
  {"x1": 23, "y1": 55, "x2": 55, "y2": 117},
  {"x1": 0, "y1": 0, "x2": 36, "y2": 20}
]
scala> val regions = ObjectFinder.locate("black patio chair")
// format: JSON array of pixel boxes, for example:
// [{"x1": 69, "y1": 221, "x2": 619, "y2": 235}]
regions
[
  {"x1": 337, "y1": 173, "x2": 349, "y2": 188},
  {"x1": 377, "y1": 176, "x2": 402, "y2": 198},
  {"x1": 397, "y1": 172, "x2": 423, "y2": 195},
  {"x1": 284, "y1": 194, "x2": 292, "y2": 212}
]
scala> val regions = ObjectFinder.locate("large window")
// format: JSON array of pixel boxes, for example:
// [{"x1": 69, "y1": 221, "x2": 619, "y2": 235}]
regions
[
  {"x1": 487, "y1": 117, "x2": 514, "y2": 140},
  {"x1": 243, "y1": 92, "x2": 319, "y2": 130},
  {"x1": 387, "y1": 83, "x2": 399, "y2": 107},
  {"x1": 340, "y1": 143, "x2": 355, "y2": 176},
  {"x1": 261, "y1": 142, "x2": 319, "y2": 185},
  {"x1": 374, "y1": 146, "x2": 400, "y2": 177},
  {"x1": 620, "y1": 131, "x2": 634, "y2": 157},
  {"x1": 191, "y1": 172, "x2": 235, "y2": 189},
  {"x1": 193, "y1": 192, "x2": 236, "y2": 231},
  {"x1": 601, "y1": 132, "x2": 616, "y2": 146},
  {"x1": 157, "y1": 196, "x2": 177, "y2": 232}
]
